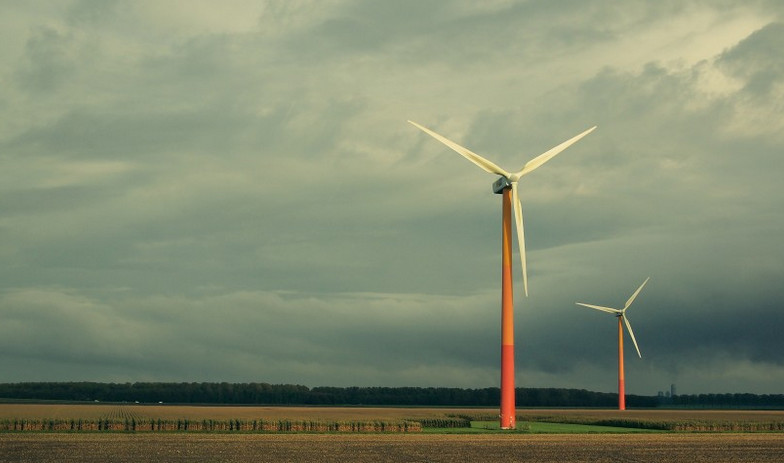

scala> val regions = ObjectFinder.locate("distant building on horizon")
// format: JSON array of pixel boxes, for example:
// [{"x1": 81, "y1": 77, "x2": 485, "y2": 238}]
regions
[{"x1": 658, "y1": 384, "x2": 677, "y2": 404}]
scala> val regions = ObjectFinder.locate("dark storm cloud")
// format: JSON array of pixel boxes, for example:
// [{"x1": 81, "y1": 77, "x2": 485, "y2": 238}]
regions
[{"x1": 0, "y1": 288, "x2": 499, "y2": 385}]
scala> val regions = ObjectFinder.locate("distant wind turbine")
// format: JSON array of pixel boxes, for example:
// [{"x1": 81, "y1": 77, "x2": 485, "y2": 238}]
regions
[
  {"x1": 409, "y1": 120, "x2": 596, "y2": 429},
  {"x1": 576, "y1": 277, "x2": 650, "y2": 411}
]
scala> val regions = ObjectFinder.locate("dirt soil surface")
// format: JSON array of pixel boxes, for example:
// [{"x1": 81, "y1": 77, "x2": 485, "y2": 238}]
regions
[{"x1": 2, "y1": 433, "x2": 783, "y2": 463}]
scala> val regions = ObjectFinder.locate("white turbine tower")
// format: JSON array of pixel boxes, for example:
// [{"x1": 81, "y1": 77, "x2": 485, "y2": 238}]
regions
[
  {"x1": 408, "y1": 121, "x2": 596, "y2": 297},
  {"x1": 576, "y1": 277, "x2": 650, "y2": 410},
  {"x1": 409, "y1": 119, "x2": 596, "y2": 429}
]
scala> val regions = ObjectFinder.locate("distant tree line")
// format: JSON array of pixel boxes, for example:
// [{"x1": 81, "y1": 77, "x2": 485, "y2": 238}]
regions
[{"x1": 0, "y1": 382, "x2": 781, "y2": 408}]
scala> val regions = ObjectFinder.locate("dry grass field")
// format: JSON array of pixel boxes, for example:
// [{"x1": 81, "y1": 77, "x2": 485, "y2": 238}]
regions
[
  {"x1": 518, "y1": 408, "x2": 784, "y2": 423},
  {"x1": 3, "y1": 404, "x2": 784, "y2": 432},
  {"x1": 0, "y1": 403, "x2": 493, "y2": 421},
  {"x1": 2, "y1": 433, "x2": 783, "y2": 463},
  {"x1": 3, "y1": 404, "x2": 784, "y2": 427},
  {"x1": 4, "y1": 403, "x2": 783, "y2": 422}
]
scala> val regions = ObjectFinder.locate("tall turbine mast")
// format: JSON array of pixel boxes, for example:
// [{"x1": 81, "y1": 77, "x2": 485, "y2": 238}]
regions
[
  {"x1": 410, "y1": 120, "x2": 596, "y2": 428},
  {"x1": 499, "y1": 182, "x2": 515, "y2": 428}
]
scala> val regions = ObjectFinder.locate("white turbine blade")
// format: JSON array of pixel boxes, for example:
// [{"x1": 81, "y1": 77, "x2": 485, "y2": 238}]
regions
[
  {"x1": 408, "y1": 120, "x2": 510, "y2": 177},
  {"x1": 623, "y1": 316, "x2": 642, "y2": 358},
  {"x1": 516, "y1": 126, "x2": 596, "y2": 177},
  {"x1": 510, "y1": 182, "x2": 528, "y2": 296},
  {"x1": 576, "y1": 302, "x2": 621, "y2": 315},
  {"x1": 623, "y1": 277, "x2": 650, "y2": 310}
]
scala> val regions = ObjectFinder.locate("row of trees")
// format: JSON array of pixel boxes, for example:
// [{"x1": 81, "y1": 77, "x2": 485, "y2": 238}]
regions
[{"x1": 0, "y1": 382, "x2": 781, "y2": 408}]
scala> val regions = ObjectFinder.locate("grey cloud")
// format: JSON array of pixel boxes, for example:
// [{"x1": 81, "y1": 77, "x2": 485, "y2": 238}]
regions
[
  {"x1": 15, "y1": 27, "x2": 75, "y2": 93},
  {"x1": 717, "y1": 22, "x2": 784, "y2": 96},
  {"x1": 5, "y1": 108, "x2": 261, "y2": 160},
  {"x1": 0, "y1": 288, "x2": 499, "y2": 386},
  {"x1": 0, "y1": 185, "x2": 122, "y2": 217},
  {"x1": 65, "y1": 0, "x2": 122, "y2": 27}
]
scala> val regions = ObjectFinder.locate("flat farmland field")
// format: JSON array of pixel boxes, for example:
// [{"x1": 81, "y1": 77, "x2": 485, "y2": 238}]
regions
[
  {"x1": 518, "y1": 408, "x2": 784, "y2": 423},
  {"x1": 2, "y1": 404, "x2": 784, "y2": 431},
  {"x1": 3, "y1": 406, "x2": 784, "y2": 462},
  {"x1": 4, "y1": 404, "x2": 784, "y2": 422},
  {"x1": 3, "y1": 404, "x2": 784, "y2": 427},
  {"x1": 2, "y1": 433, "x2": 784, "y2": 463},
  {"x1": 517, "y1": 408, "x2": 784, "y2": 431}
]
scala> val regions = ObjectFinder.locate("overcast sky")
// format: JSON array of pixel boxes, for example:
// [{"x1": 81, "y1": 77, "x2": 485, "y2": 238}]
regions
[{"x1": 1, "y1": 1, "x2": 783, "y2": 396}]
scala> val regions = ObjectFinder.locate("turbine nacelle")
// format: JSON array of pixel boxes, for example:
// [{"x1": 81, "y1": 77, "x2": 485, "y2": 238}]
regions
[{"x1": 492, "y1": 176, "x2": 513, "y2": 194}]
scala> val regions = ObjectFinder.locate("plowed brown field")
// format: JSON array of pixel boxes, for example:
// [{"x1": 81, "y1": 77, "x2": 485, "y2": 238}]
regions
[{"x1": 2, "y1": 433, "x2": 783, "y2": 463}]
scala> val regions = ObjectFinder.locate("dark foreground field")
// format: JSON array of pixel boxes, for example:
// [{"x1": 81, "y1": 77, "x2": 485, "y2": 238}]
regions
[{"x1": 2, "y1": 433, "x2": 783, "y2": 463}]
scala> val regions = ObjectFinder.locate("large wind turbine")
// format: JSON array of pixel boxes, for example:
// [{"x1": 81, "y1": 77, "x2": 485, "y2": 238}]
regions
[
  {"x1": 576, "y1": 277, "x2": 650, "y2": 411},
  {"x1": 409, "y1": 120, "x2": 596, "y2": 429}
]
